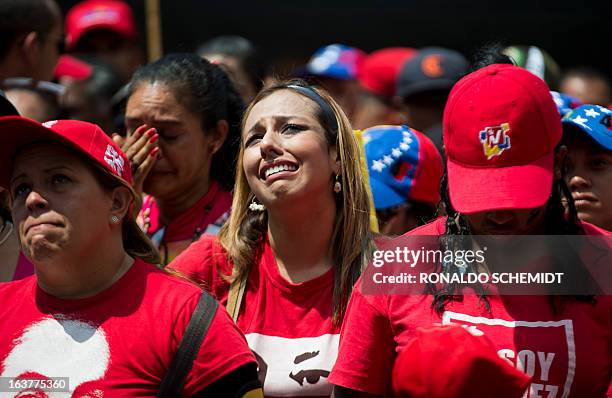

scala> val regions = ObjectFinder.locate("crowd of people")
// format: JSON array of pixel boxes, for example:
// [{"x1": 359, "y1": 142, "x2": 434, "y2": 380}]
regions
[{"x1": 0, "y1": 0, "x2": 610, "y2": 397}]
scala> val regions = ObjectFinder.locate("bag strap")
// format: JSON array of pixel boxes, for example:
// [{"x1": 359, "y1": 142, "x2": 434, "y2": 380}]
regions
[
  {"x1": 226, "y1": 268, "x2": 247, "y2": 322},
  {"x1": 158, "y1": 291, "x2": 219, "y2": 398}
]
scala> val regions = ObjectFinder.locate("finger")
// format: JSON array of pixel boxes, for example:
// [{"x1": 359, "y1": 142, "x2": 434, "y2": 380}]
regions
[
  {"x1": 122, "y1": 124, "x2": 150, "y2": 152},
  {"x1": 131, "y1": 133, "x2": 159, "y2": 170},
  {"x1": 134, "y1": 147, "x2": 159, "y2": 182},
  {"x1": 124, "y1": 127, "x2": 157, "y2": 159},
  {"x1": 112, "y1": 133, "x2": 126, "y2": 147}
]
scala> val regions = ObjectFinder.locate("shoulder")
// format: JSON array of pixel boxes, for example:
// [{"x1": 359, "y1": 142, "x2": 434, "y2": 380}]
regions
[
  {"x1": 580, "y1": 221, "x2": 611, "y2": 236},
  {"x1": 0, "y1": 275, "x2": 35, "y2": 296}
]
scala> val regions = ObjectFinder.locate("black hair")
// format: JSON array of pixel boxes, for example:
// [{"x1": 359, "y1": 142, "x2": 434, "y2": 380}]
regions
[
  {"x1": 127, "y1": 53, "x2": 245, "y2": 190},
  {"x1": 469, "y1": 42, "x2": 514, "y2": 72},
  {"x1": 196, "y1": 36, "x2": 264, "y2": 93},
  {"x1": 431, "y1": 171, "x2": 587, "y2": 315},
  {"x1": 0, "y1": 0, "x2": 58, "y2": 61}
]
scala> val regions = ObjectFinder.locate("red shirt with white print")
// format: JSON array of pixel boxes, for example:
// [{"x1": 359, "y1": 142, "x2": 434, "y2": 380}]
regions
[
  {"x1": 329, "y1": 217, "x2": 612, "y2": 397},
  {"x1": 0, "y1": 258, "x2": 256, "y2": 397},
  {"x1": 170, "y1": 235, "x2": 339, "y2": 398}
]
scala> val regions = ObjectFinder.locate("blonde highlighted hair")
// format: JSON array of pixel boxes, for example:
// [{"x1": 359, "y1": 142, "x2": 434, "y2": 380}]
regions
[{"x1": 219, "y1": 79, "x2": 374, "y2": 324}]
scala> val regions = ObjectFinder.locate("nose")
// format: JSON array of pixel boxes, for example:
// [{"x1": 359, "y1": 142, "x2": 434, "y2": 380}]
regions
[
  {"x1": 486, "y1": 210, "x2": 515, "y2": 226},
  {"x1": 25, "y1": 190, "x2": 49, "y2": 213},
  {"x1": 567, "y1": 173, "x2": 591, "y2": 192},
  {"x1": 259, "y1": 131, "x2": 283, "y2": 161}
]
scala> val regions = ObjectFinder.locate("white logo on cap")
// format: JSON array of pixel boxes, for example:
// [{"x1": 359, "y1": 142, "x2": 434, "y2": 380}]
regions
[
  {"x1": 104, "y1": 144, "x2": 125, "y2": 177},
  {"x1": 42, "y1": 120, "x2": 58, "y2": 128}
]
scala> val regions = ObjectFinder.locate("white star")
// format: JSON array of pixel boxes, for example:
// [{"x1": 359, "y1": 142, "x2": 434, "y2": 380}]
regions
[
  {"x1": 372, "y1": 159, "x2": 385, "y2": 172},
  {"x1": 572, "y1": 115, "x2": 591, "y2": 130},
  {"x1": 399, "y1": 142, "x2": 409, "y2": 151},
  {"x1": 383, "y1": 155, "x2": 393, "y2": 165},
  {"x1": 584, "y1": 108, "x2": 600, "y2": 118},
  {"x1": 403, "y1": 136, "x2": 413, "y2": 144},
  {"x1": 391, "y1": 148, "x2": 402, "y2": 158}
]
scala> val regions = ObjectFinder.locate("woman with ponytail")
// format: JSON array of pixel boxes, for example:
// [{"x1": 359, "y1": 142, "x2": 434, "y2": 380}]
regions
[{"x1": 120, "y1": 53, "x2": 244, "y2": 264}]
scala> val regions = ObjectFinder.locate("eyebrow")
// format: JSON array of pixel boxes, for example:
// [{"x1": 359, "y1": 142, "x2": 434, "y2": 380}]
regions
[
  {"x1": 125, "y1": 117, "x2": 182, "y2": 127},
  {"x1": 294, "y1": 351, "x2": 320, "y2": 364},
  {"x1": 10, "y1": 165, "x2": 73, "y2": 185},
  {"x1": 245, "y1": 115, "x2": 310, "y2": 136}
]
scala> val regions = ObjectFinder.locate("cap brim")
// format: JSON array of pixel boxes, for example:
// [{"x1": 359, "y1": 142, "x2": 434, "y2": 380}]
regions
[
  {"x1": 562, "y1": 119, "x2": 612, "y2": 151},
  {"x1": 370, "y1": 178, "x2": 406, "y2": 209},
  {"x1": 447, "y1": 152, "x2": 554, "y2": 214}
]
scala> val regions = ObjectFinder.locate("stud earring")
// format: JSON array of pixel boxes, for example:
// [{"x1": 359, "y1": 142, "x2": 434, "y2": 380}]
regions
[
  {"x1": 333, "y1": 174, "x2": 342, "y2": 193},
  {"x1": 110, "y1": 215, "x2": 120, "y2": 224},
  {"x1": 249, "y1": 197, "x2": 265, "y2": 212}
]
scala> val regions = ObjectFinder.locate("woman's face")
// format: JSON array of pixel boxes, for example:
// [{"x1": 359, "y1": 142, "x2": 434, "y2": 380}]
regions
[
  {"x1": 125, "y1": 82, "x2": 218, "y2": 200},
  {"x1": 242, "y1": 89, "x2": 339, "y2": 208},
  {"x1": 10, "y1": 143, "x2": 114, "y2": 263}
]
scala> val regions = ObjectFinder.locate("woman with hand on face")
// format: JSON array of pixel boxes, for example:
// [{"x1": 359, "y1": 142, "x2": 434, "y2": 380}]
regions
[
  {"x1": 169, "y1": 81, "x2": 374, "y2": 397},
  {"x1": 119, "y1": 53, "x2": 243, "y2": 265},
  {"x1": 0, "y1": 117, "x2": 261, "y2": 397}
]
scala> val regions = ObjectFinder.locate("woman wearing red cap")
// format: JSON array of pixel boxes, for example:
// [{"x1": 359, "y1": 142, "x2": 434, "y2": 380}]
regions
[
  {"x1": 0, "y1": 117, "x2": 261, "y2": 397},
  {"x1": 169, "y1": 80, "x2": 374, "y2": 397},
  {"x1": 330, "y1": 64, "x2": 612, "y2": 397},
  {"x1": 120, "y1": 54, "x2": 243, "y2": 265}
]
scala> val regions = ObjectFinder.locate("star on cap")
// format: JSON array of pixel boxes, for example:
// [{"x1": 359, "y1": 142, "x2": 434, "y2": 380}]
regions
[
  {"x1": 584, "y1": 108, "x2": 600, "y2": 118},
  {"x1": 383, "y1": 155, "x2": 393, "y2": 165},
  {"x1": 391, "y1": 148, "x2": 402, "y2": 158},
  {"x1": 372, "y1": 159, "x2": 385, "y2": 172},
  {"x1": 399, "y1": 142, "x2": 410, "y2": 151},
  {"x1": 572, "y1": 115, "x2": 591, "y2": 130}
]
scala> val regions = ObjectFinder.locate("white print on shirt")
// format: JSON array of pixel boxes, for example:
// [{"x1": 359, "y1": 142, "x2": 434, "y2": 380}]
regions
[
  {"x1": 442, "y1": 311, "x2": 576, "y2": 398},
  {"x1": 1, "y1": 316, "x2": 110, "y2": 397},
  {"x1": 246, "y1": 333, "x2": 339, "y2": 397}
]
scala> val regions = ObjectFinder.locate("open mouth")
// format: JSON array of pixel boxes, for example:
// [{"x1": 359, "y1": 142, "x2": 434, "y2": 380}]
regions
[{"x1": 260, "y1": 161, "x2": 299, "y2": 181}]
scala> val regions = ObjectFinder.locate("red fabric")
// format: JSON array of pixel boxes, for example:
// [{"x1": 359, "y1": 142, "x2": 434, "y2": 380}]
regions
[
  {"x1": 443, "y1": 64, "x2": 562, "y2": 213},
  {"x1": 392, "y1": 325, "x2": 531, "y2": 398},
  {"x1": 357, "y1": 48, "x2": 417, "y2": 98},
  {"x1": 329, "y1": 217, "x2": 612, "y2": 396},
  {"x1": 170, "y1": 236, "x2": 339, "y2": 397},
  {"x1": 66, "y1": 0, "x2": 137, "y2": 50},
  {"x1": 54, "y1": 55, "x2": 93, "y2": 81},
  {"x1": 11, "y1": 252, "x2": 34, "y2": 281},
  {"x1": 0, "y1": 118, "x2": 130, "y2": 189},
  {"x1": 410, "y1": 128, "x2": 444, "y2": 205},
  {"x1": 140, "y1": 180, "x2": 232, "y2": 243},
  {"x1": 0, "y1": 259, "x2": 255, "y2": 396}
]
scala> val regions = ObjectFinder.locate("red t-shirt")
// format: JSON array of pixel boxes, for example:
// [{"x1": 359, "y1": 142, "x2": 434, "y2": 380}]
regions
[
  {"x1": 138, "y1": 180, "x2": 232, "y2": 263},
  {"x1": 0, "y1": 258, "x2": 256, "y2": 397},
  {"x1": 329, "y1": 217, "x2": 612, "y2": 397},
  {"x1": 170, "y1": 236, "x2": 339, "y2": 398}
]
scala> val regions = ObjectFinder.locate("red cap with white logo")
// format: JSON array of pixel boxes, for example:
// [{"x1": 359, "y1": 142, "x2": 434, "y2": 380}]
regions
[
  {"x1": 443, "y1": 64, "x2": 562, "y2": 213},
  {"x1": 0, "y1": 117, "x2": 132, "y2": 190}
]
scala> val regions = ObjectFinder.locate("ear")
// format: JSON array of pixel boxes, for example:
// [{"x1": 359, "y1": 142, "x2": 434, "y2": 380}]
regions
[
  {"x1": 109, "y1": 186, "x2": 133, "y2": 223},
  {"x1": 329, "y1": 144, "x2": 341, "y2": 175},
  {"x1": 208, "y1": 120, "x2": 229, "y2": 155},
  {"x1": 21, "y1": 31, "x2": 41, "y2": 66},
  {"x1": 554, "y1": 146, "x2": 567, "y2": 180}
]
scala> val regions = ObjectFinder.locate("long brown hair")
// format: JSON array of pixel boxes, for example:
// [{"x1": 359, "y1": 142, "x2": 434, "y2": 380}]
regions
[{"x1": 219, "y1": 80, "x2": 374, "y2": 324}]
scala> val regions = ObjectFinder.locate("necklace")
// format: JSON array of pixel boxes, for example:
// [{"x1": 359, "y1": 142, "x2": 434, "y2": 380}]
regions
[{"x1": 0, "y1": 221, "x2": 14, "y2": 247}]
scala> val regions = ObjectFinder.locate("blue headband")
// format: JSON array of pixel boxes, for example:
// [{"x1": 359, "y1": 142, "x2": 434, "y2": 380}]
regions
[{"x1": 287, "y1": 84, "x2": 338, "y2": 133}]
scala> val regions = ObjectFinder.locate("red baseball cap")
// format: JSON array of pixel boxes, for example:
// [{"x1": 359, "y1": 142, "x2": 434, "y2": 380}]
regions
[
  {"x1": 443, "y1": 64, "x2": 562, "y2": 213},
  {"x1": 358, "y1": 48, "x2": 418, "y2": 98},
  {"x1": 0, "y1": 117, "x2": 132, "y2": 190},
  {"x1": 66, "y1": 0, "x2": 137, "y2": 51},
  {"x1": 392, "y1": 325, "x2": 530, "y2": 398},
  {"x1": 54, "y1": 55, "x2": 93, "y2": 81}
]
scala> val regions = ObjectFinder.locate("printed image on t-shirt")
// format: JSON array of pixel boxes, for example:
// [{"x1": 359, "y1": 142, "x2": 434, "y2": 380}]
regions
[
  {"x1": 1, "y1": 316, "x2": 109, "y2": 397},
  {"x1": 443, "y1": 311, "x2": 575, "y2": 398},
  {"x1": 246, "y1": 333, "x2": 339, "y2": 397}
]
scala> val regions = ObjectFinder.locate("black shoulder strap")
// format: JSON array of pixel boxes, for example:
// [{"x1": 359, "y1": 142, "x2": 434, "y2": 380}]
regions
[{"x1": 158, "y1": 291, "x2": 219, "y2": 398}]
